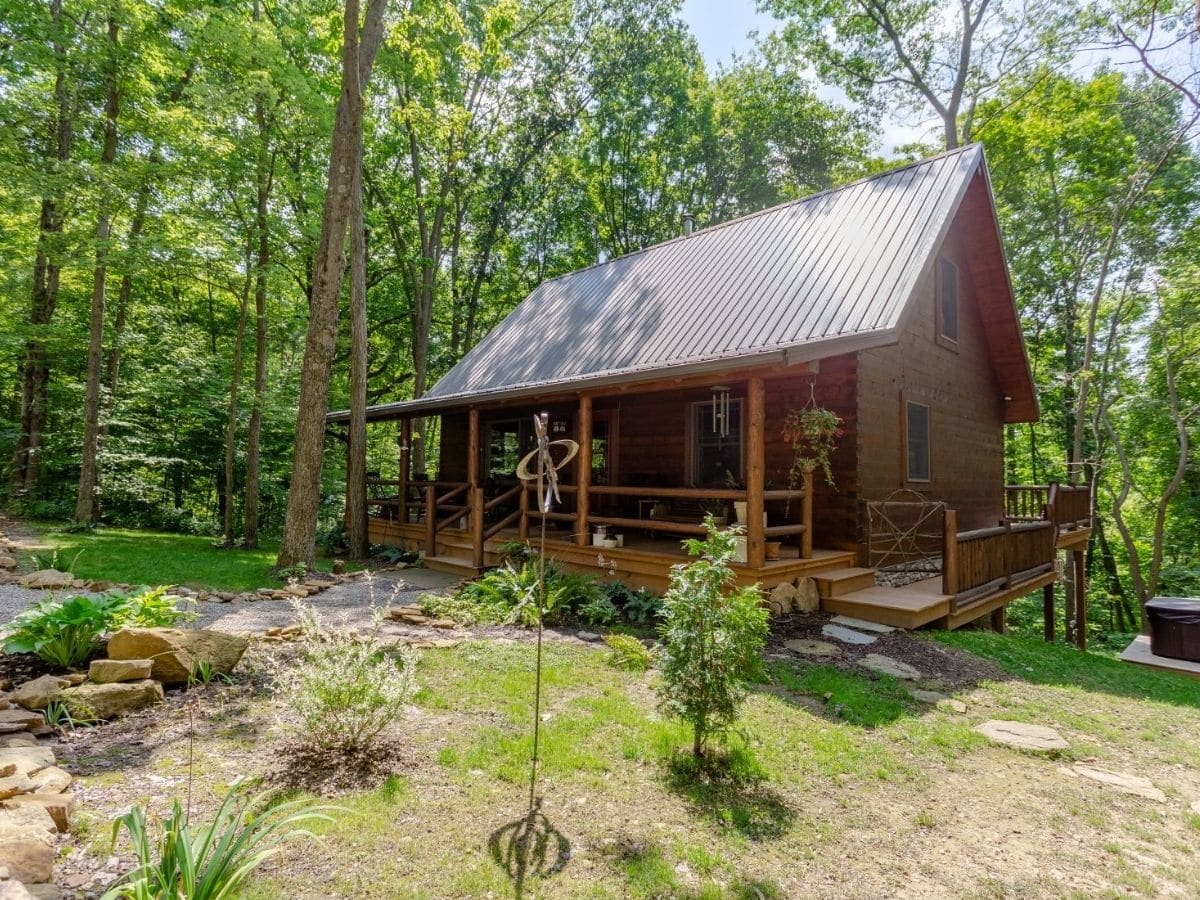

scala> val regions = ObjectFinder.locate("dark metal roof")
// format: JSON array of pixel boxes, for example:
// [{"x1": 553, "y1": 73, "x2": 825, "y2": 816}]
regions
[{"x1": 331, "y1": 144, "x2": 1006, "y2": 422}]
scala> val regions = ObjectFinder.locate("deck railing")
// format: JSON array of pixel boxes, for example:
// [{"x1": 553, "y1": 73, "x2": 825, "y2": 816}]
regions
[
  {"x1": 1005, "y1": 481, "x2": 1092, "y2": 531},
  {"x1": 942, "y1": 510, "x2": 1056, "y2": 612}
]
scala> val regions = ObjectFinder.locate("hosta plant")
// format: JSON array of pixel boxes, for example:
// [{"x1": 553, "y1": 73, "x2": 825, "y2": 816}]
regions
[{"x1": 2, "y1": 594, "x2": 127, "y2": 668}]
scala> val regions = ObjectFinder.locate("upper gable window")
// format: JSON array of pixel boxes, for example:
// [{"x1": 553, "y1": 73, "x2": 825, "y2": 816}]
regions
[{"x1": 938, "y1": 257, "x2": 959, "y2": 344}]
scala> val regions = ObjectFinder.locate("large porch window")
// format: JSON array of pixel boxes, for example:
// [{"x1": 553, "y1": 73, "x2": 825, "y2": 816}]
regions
[
  {"x1": 692, "y1": 398, "x2": 743, "y2": 486},
  {"x1": 486, "y1": 420, "x2": 525, "y2": 479}
]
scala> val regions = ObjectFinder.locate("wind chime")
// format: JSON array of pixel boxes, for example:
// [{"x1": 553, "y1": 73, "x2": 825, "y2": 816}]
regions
[{"x1": 711, "y1": 384, "x2": 731, "y2": 441}]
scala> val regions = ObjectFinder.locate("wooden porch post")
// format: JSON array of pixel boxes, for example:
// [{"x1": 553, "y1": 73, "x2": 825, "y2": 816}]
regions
[
  {"x1": 425, "y1": 485, "x2": 437, "y2": 558},
  {"x1": 801, "y1": 467, "x2": 813, "y2": 559},
  {"x1": 942, "y1": 508, "x2": 958, "y2": 598},
  {"x1": 519, "y1": 483, "x2": 529, "y2": 540},
  {"x1": 468, "y1": 408, "x2": 483, "y2": 569},
  {"x1": 1073, "y1": 547, "x2": 1087, "y2": 651},
  {"x1": 746, "y1": 377, "x2": 766, "y2": 569},
  {"x1": 398, "y1": 418, "x2": 411, "y2": 525},
  {"x1": 576, "y1": 395, "x2": 592, "y2": 546}
]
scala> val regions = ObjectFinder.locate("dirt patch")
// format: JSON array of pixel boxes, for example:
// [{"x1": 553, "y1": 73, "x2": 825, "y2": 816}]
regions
[{"x1": 767, "y1": 612, "x2": 1003, "y2": 689}]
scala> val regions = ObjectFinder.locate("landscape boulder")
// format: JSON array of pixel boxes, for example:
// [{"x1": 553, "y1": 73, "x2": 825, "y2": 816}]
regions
[
  {"x1": 0, "y1": 558, "x2": 15, "y2": 571},
  {"x1": 0, "y1": 806, "x2": 56, "y2": 883},
  {"x1": 768, "y1": 582, "x2": 798, "y2": 616},
  {"x1": 61, "y1": 680, "x2": 162, "y2": 720},
  {"x1": 0, "y1": 748, "x2": 53, "y2": 778},
  {"x1": 792, "y1": 577, "x2": 820, "y2": 613},
  {"x1": 16, "y1": 570, "x2": 73, "y2": 590},
  {"x1": 106, "y1": 628, "x2": 248, "y2": 685},
  {"x1": 1, "y1": 794, "x2": 76, "y2": 833},
  {"x1": 87, "y1": 658, "x2": 152, "y2": 684},
  {"x1": 10, "y1": 678, "x2": 64, "y2": 713}
]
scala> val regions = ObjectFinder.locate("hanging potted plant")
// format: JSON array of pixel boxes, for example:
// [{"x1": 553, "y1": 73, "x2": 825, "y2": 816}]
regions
[{"x1": 782, "y1": 401, "x2": 844, "y2": 503}]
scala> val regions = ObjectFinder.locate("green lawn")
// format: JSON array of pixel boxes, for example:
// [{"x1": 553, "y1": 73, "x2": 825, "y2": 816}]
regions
[
  {"x1": 17, "y1": 524, "x2": 343, "y2": 591},
  {"x1": 92, "y1": 631, "x2": 1197, "y2": 898}
]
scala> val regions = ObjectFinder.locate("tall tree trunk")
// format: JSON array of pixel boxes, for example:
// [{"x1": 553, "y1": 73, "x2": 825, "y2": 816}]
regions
[
  {"x1": 10, "y1": 0, "x2": 75, "y2": 498},
  {"x1": 243, "y1": 0, "x2": 272, "y2": 549},
  {"x1": 105, "y1": 175, "x2": 150, "y2": 402},
  {"x1": 222, "y1": 241, "x2": 253, "y2": 546},
  {"x1": 346, "y1": 151, "x2": 369, "y2": 559},
  {"x1": 74, "y1": 12, "x2": 120, "y2": 524},
  {"x1": 276, "y1": 0, "x2": 388, "y2": 568}
]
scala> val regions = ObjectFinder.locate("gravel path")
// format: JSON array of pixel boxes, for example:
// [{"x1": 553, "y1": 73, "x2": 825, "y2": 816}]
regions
[{"x1": 0, "y1": 567, "x2": 460, "y2": 633}]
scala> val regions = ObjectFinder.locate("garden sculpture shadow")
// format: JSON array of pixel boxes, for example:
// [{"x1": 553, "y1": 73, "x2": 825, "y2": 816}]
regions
[{"x1": 488, "y1": 797, "x2": 570, "y2": 898}]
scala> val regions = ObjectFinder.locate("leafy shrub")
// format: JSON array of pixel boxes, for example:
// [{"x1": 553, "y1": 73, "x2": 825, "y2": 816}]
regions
[
  {"x1": 317, "y1": 522, "x2": 348, "y2": 556},
  {"x1": 418, "y1": 591, "x2": 480, "y2": 626},
  {"x1": 656, "y1": 518, "x2": 769, "y2": 758},
  {"x1": 371, "y1": 544, "x2": 419, "y2": 566},
  {"x1": 453, "y1": 562, "x2": 606, "y2": 626},
  {"x1": 102, "y1": 784, "x2": 330, "y2": 900},
  {"x1": 112, "y1": 586, "x2": 197, "y2": 628},
  {"x1": 3, "y1": 594, "x2": 128, "y2": 668},
  {"x1": 3, "y1": 587, "x2": 194, "y2": 670},
  {"x1": 496, "y1": 540, "x2": 536, "y2": 567},
  {"x1": 578, "y1": 593, "x2": 619, "y2": 626},
  {"x1": 604, "y1": 581, "x2": 663, "y2": 625},
  {"x1": 272, "y1": 603, "x2": 418, "y2": 754},
  {"x1": 603, "y1": 633, "x2": 654, "y2": 672}
]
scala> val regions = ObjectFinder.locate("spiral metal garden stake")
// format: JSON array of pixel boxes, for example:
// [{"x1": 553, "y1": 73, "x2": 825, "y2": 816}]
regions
[{"x1": 515, "y1": 412, "x2": 578, "y2": 811}]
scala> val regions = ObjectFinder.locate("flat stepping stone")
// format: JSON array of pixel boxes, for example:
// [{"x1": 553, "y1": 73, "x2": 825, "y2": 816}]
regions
[
  {"x1": 974, "y1": 720, "x2": 1068, "y2": 752},
  {"x1": 830, "y1": 615, "x2": 896, "y2": 634},
  {"x1": 1065, "y1": 765, "x2": 1166, "y2": 802},
  {"x1": 936, "y1": 698, "x2": 967, "y2": 714},
  {"x1": 821, "y1": 624, "x2": 877, "y2": 645},
  {"x1": 910, "y1": 689, "x2": 949, "y2": 704},
  {"x1": 859, "y1": 653, "x2": 921, "y2": 680},
  {"x1": 784, "y1": 639, "x2": 841, "y2": 657}
]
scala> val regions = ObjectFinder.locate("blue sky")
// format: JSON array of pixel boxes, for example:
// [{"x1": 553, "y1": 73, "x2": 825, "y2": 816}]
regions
[{"x1": 679, "y1": 0, "x2": 930, "y2": 153}]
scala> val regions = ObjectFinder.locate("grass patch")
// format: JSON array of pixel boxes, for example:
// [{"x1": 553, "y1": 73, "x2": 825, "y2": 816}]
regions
[{"x1": 17, "y1": 524, "x2": 348, "y2": 591}]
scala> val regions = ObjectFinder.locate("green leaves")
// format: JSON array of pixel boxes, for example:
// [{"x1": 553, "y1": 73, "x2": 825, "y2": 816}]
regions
[{"x1": 656, "y1": 517, "x2": 769, "y2": 757}]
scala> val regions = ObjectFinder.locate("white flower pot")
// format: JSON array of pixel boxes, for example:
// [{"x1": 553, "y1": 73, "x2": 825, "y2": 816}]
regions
[{"x1": 733, "y1": 536, "x2": 748, "y2": 564}]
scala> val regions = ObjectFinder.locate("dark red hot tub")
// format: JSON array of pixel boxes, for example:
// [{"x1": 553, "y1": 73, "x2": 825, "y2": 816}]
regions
[{"x1": 1146, "y1": 598, "x2": 1200, "y2": 663}]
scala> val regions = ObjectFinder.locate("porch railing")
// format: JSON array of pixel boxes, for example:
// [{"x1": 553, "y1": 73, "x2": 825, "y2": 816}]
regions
[{"x1": 1005, "y1": 481, "x2": 1092, "y2": 531}]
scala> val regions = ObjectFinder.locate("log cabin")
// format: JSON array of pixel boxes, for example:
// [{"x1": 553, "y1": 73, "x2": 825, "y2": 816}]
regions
[{"x1": 328, "y1": 144, "x2": 1092, "y2": 634}]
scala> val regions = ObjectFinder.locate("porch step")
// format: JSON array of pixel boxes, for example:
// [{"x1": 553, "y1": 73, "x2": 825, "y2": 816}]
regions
[
  {"x1": 423, "y1": 555, "x2": 483, "y2": 578},
  {"x1": 813, "y1": 567, "x2": 877, "y2": 599},
  {"x1": 821, "y1": 582, "x2": 949, "y2": 630}
]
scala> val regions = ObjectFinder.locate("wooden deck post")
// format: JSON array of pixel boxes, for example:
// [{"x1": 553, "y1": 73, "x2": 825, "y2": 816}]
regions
[
  {"x1": 801, "y1": 466, "x2": 813, "y2": 559},
  {"x1": 576, "y1": 396, "x2": 592, "y2": 546},
  {"x1": 425, "y1": 485, "x2": 437, "y2": 558},
  {"x1": 1043, "y1": 579, "x2": 1056, "y2": 642},
  {"x1": 990, "y1": 605, "x2": 1007, "y2": 634},
  {"x1": 468, "y1": 408, "x2": 483, "y2": 568},
  {"x1": 746, "y1": 376, "x2": 766, "y2": 569},
  {"x1": 942, "y1": 508, "x2": 958, "y2": 598},
  {"x1": 1073, "y1": 547, "x2": 1086, "y2": 651},
  {"x1": 398, "y1": 418, "x2": 411, "y2": 524}
]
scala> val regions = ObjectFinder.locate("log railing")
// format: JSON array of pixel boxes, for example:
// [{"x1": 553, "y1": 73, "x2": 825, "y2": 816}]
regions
[
  {"x1": 1004, "y1": 484, "x2": 1049, "y2": 522},
  {"x1": 422, "y1": 481, "x2": 469, "y2": 557},
  {"x1": 1006, "y1": 481, "x2": 1092, "y2": 531},
  {"x1": 943, "y1": 509, "x2": 1056, "y2": 612},
  {"x1": 1049, "y1": 481, "x2": 1092, "y2": 530}
]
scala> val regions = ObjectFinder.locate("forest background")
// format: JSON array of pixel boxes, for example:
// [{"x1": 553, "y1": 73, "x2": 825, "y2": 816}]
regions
[{"x1": 1, "y1": 0, "x2": 1196, "y2": 643}]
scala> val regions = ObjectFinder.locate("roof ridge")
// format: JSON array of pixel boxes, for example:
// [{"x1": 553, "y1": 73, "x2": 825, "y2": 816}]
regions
[{"x1": 535, "y1": 143, "x2": 982, "y2": 287}]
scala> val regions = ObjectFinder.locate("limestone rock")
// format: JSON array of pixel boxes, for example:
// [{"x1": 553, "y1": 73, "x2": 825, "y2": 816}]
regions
[
  {"x1": 1, "y1": 793, "x2": 76, "y2": 832},
  {"x1": 974, "y1": 720, "x2": 1068, "y2": 753},
  {"x1": 576, "y1": 631, "x2": 600, "y2": 642},
  {"x1": 429, "y1": 619, "x2": 456, "y2": 630},
  {"x1": 0, "y1": 748, "x2": 53, "y2": 778},
  {"x1": 0, "y1": 737, "x2": 37, "y2": 750},
  {"x1": 0, "y1": 777, "x2": 36, "y2": 801},
  {"x1": 0, "y1": 709, "x2": 44, "y2": 730},
  {"x1": 28, "y1": 768, "x2": 69, "y2": 795},
  {"x1": 783, "y1": 639, "x2": 841, "y2": 657},
  {"x1": 107, "y1": 628, "x2": 248, "y2": 685},
  {"x1": 829, "y1": 615, "x2": 895, "y2": 634},
  {"x1": 1067, "y1": 765, "x2": 1166, "y2": 801},
  {"x1": 936, "y1": 698, "x2": 968, "y2": 714},
  {"x1": 910, "y1": 689, "x2": 949, "y2": 704},
  {"x1": 792, "y1": 577, "x2": 820, "y2": 613},
  {"x1": 0, "y1": 558, "x2": 15, "y2": 571},
  {"x1": 11, "y1": 677, "x2": 65, "y2": 712},
  {"x1": 87, "y1": 658, "x2": 153, "y2": 684},
  {"x1": 0, "y1": 879, "x2": 35, "y2": 900},
  {"x1": 16, "y1": 570, "x2": 73, "y2": 590},
  {"x1": 23, "y1": 885, "x2": 59, "y2": 900},
  {"x1": 62, "y1": 680, "x2": 162, "y2": 720},
  {"x1": 0, "y1": 815, "x2": 54, "y2": 882},
  {"x1": 859, "y1": 653, "x2": 922, "y2": 680},
  {"x1": 822, "y1": 624, "x2": 877, "y2": 646},
  {"x1": 769, "y1": 582, "x2": 798, "y2": 616}
]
